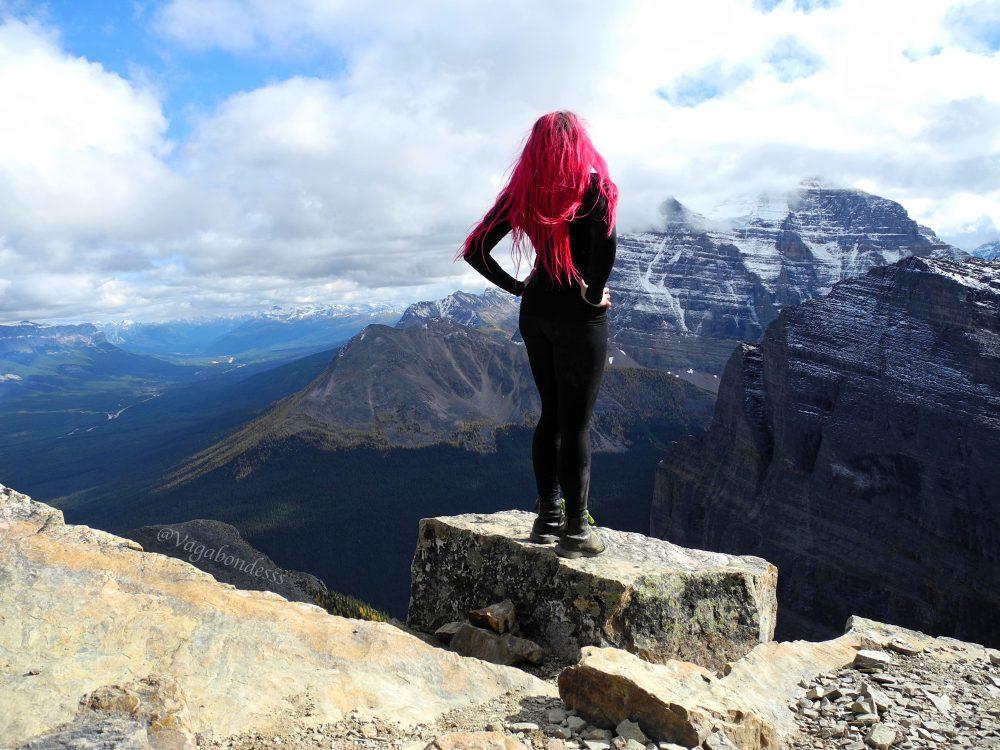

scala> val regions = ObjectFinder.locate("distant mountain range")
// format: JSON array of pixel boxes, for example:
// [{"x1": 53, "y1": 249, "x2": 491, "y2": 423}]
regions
[
  {"x1": 0, "y1": 321, "x2": 191, "y2": 402},
  {"x1": 165, "y1": 317, "x2": 713, "y2": 486},
  {"x1": 99, "y1": 303, "x2": 403, "y2": 362}
]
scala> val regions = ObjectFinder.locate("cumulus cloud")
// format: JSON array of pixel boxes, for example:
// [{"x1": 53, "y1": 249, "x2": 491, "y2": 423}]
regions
[{"x1": 1, "y1": 0, "x2": 999, "y2": 322}]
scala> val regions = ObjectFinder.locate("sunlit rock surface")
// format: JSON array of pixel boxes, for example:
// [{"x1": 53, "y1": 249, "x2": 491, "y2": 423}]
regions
[{"x1": 0, "y1": 485, "x2": 554, "y2": 747}]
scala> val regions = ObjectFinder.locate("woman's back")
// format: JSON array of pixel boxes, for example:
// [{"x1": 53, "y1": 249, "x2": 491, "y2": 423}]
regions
[{"x1": 519, "y1": 172, "x2": 617, "y2": 321}]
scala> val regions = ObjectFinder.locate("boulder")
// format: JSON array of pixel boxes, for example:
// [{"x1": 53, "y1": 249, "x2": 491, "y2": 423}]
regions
[
  {"x1": 0, "y1": 485, "x2": 555, "y2": 747},
  {"x1": 408, "y1": 511, "x2": 777, "y2": 669}
]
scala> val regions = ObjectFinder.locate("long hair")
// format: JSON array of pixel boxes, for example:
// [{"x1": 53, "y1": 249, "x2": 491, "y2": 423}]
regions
[{"x1": 457, "y1": 111, "x2": 618, "y2": 286}]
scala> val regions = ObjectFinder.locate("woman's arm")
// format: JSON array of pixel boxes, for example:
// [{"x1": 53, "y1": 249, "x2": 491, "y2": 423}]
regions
[
  {"x1": 461, "y1": 203, "x2": 526, "y2": 296},
  {"x1": 581, "y1": 192, "x2": 617, "y2": 305}
]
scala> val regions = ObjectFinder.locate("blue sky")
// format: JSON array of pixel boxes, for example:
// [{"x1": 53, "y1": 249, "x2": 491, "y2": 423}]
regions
[
  {"x1": 25, "y1": 1, "x2": 347, "y2": 142},
  {"x1": 0, "y1": 0, "x2": 998, "y2": 322}
]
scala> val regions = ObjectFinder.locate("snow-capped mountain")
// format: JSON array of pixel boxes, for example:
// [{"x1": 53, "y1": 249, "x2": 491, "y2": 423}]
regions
[
  {"x1": 972, "y1": 241, "x2": 1000, "y2": 261},
  {"x1": 395, "y1": 288, "x2": 519, "y2": 331},
  {"x1": 610, "y1": 181, "x2": 969, "y2": 372}
]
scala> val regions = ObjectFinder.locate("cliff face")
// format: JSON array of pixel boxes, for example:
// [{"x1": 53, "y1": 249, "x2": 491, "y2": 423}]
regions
[
  {"x1": 651, "y1": 257, "x2": 1000, "y2": 645},
  {"x1": 609, "y1": 183, "x2": 967, "y2": 373}
]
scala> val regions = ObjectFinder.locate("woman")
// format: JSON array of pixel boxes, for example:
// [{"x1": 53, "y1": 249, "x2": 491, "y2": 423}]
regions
[{"x1": 457, "y1": 110, "x2": 618, "y2": 559}]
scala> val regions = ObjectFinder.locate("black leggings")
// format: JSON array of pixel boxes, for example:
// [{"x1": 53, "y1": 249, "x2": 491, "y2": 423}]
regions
[{"x1": 518, "y1": 309, "x2": 609, "y2": 518}]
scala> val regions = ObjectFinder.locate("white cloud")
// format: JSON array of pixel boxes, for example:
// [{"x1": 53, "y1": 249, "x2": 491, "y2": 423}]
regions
[{"x1": 1, "y1": 0, "x2": 999, "y2": 322}]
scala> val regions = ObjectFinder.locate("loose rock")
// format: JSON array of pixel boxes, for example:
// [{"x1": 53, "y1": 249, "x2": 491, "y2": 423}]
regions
[{"x1": 469, "y1": 600, "x2": 517, "y2": 635}]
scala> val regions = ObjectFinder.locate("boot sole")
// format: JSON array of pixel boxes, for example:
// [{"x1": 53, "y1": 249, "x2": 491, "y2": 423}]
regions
[
  {"x1": 529, "y1": 532, "x2": 560, "y2": 544},
  {"x1": 555, "y1": 544, "x2": 606, "y2": 559}
]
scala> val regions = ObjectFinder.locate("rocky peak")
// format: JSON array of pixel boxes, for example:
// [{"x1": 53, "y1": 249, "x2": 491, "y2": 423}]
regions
[
  {"x1": 610, "y1": 182, "x2": 970, "y2": 373},
  {"x1": 659, "y1": 197, "x2": 708, "y2": 232},
  {"x1": 3, "y1": 482, "x2": 999, "y2": 750},
  {"x1": 396, "y1": 287, "x2": 519, "y2": 331}
]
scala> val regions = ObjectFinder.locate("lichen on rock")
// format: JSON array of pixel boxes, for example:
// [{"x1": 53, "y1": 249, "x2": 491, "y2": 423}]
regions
[{"x1": 407, "y1": 511, "x2": 777, "y2": 670}]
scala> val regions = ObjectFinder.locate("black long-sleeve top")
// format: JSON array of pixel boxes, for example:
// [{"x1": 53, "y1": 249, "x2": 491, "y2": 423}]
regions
[{"x1": 463, "y1": 172, "x2": 617, "y2": 320}]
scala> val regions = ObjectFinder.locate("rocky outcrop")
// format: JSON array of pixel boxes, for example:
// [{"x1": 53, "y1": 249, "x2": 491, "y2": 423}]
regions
[
  {"x1": 407, "y1": 511, "x2": 777, "y2": 670},
  {"x1": 558, "y1": 615, "x2": 1000, "y2": 749},
  {"x1": 652, "y1": 257, "x2": 1000, "y2": 645},
  {"x1": 125, "y1": 519, "x2": 326, "y2": 606},
  {"x1": 0, "y1": 484, "x2": 555, "y2": 747},
  {"x1": 124, "y1": 518, "x2": 385, "y2": 620},
  {"x1": 609, "y1": 182, "x2": 968, "y2": 373}
]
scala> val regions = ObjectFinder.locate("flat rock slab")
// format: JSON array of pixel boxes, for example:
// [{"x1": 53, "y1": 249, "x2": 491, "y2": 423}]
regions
[
  {"x1": 407, "y1": 511, "x2": 777, "y2": 669},
  {"x1": 0, "y1": 486, "x2": 555, "y2": 747}
]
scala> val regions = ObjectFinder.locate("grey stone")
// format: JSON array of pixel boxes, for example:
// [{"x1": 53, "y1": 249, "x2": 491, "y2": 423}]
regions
[
  {"x1": 615, "y1": 720, "x2": 647, "y2": 744},
  {"x1": 864, "y1": 723, "x2": 897, "y2": 749},
  {"x1": 546, "y1": 708, "x2": 569, "y2": 725},
  {"x1": 507, "y1": 722, "x2": 540, "y2": 733},
  {"x1": 408, "y1": 511, "x2": 777, "y2": 670},
  {"x1": 434, "y1": 621, "x2": 464, "y2": 644},
  {"x1": 546, "y1": 725, "x2": 572, "y2": 739},
  {"x1": 854, "y1": 651, "x2": 894, "y2": 670},
  {"x1": 566, "y1": 716, "x2": 588, "y2": 733}
]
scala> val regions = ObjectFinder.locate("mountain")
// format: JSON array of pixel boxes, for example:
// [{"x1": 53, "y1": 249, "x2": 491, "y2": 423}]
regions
[
  {"x1": 608, "y1": 181, "x2": 969, "y2": 374},
  {"x1": 651, "y1": 256, "x2": 1000, "y2": 646},
  {"x1": 972, "y1": 240, "x2": 1000, "y2": 261},
  {"x1": 166, "y1": 318, "x2": 713, "y2": 469},
  {"x1": 0, "y1": 321, "x2": 191, "y2": 397},
  {"x1": 396, "y1": 287, "x2": 519, "y2": 331},
  {"x1": 99, "y1": 303, "x2": 403, "y2": 363}
]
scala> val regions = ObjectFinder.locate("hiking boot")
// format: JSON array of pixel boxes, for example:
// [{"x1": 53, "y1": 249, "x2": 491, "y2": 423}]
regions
[
  {"x1": 555, "y1": 513, "x2": 606, "y2": 558},
  {"x1": 529, "y1": 495, "x2": 565, "y2": 544}
]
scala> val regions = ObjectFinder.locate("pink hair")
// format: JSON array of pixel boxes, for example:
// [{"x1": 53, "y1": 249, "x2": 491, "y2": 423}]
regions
[{"x1": 457, "y1": 110, "x2": 618, "y2": 287}]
